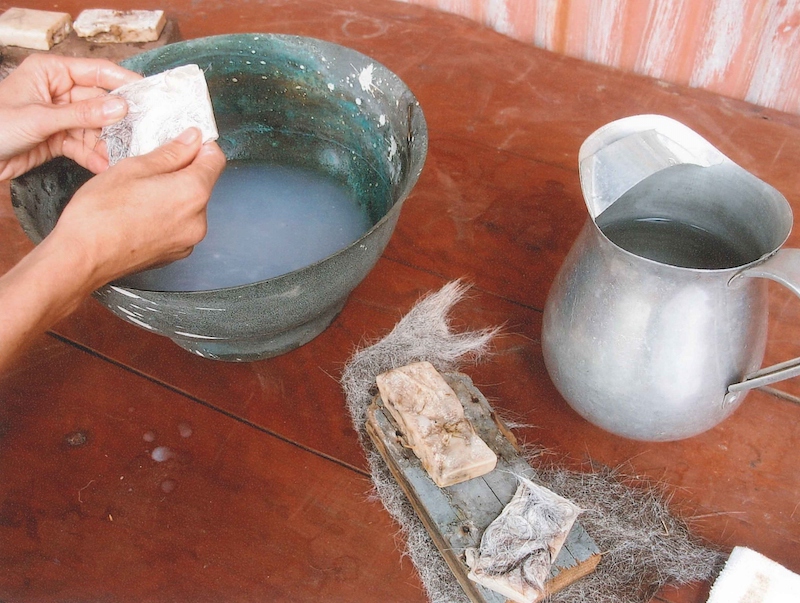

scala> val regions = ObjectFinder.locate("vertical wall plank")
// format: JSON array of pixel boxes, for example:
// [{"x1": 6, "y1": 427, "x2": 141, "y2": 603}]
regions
[
  {"x1": 401, "y1": 0, "x2": 800, "y2": 115},
  {"x1": 746, "y1": 1, "x2": 800, "y2": 113}
]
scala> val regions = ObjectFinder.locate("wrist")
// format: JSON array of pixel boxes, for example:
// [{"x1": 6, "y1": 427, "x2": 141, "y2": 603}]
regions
[
  {"x1": 0, "y1": 231, "x2": 97, "y2": 369},
  {"x1": 20, "y1": 231, "x2": 99, "y2": 316}
]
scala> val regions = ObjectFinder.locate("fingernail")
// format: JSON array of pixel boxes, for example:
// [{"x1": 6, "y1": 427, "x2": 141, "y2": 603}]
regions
[
  {"x1": 175, "y1": 128, "x2": 200, "y2": 145},
  {"x1": 102, "y1": 97, "x2": 127, "y2": 118}
]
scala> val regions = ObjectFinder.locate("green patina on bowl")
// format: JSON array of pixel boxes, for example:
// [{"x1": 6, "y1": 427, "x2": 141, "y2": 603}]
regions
[{"x1": 11, "y1": 33, "x2": 428, "y2": 361}]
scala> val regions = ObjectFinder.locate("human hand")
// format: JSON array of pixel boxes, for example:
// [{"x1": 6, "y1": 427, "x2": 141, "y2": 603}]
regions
[
  {"x1": 0, "y1": 54, "x2": 141, "y2": 181},
  {"x1": 49, "y1": 127, "x2": 227, "y2": 290}
]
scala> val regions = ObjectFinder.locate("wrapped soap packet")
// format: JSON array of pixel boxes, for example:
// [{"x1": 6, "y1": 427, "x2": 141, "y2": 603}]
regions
[
  {"x1": 465, "y1": 476, "x2": 582, "y2": 603},
  {"x1": 101, "y1": 64, "x2": 219, "y2": 166}
]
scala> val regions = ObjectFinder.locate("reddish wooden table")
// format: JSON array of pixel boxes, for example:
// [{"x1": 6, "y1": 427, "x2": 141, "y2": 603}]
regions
[{"x1": 2, "y1": 1, "x2": 800, "y2": 601}]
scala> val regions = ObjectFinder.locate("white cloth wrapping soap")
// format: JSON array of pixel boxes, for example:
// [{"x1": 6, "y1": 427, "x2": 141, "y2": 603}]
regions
[
  {"x1": 0, "y1": 7, "x2": 72, "y2": 50},
  {"x1": 465, "y1": 476, "x2": 581, "y2": 603},
  {"x1": 707, "y1": 546, "x2": 800, "y2": 603},
  {"x1": 73, "y1": 9, "x2": 166, "y2": 43},
  {"x1": 101, "y1": 64, "x2": 219, "y2": 166}
]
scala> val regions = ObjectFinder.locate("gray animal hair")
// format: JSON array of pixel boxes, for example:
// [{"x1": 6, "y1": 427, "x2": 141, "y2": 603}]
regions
[{"x1": 341, "y1": 281, "x2": 722, "y2": 603}]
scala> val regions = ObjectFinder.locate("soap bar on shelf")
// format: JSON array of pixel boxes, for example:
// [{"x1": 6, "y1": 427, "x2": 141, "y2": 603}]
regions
[
  {"x1": 74, "y1": 9, "x2": 166, "y2": 44},
  {"x1": 375, "y1": 361, "x2": 497, "y2": 487},
  {"x1": 0, "y1": 7, "x2": 72, "y2": 50}
]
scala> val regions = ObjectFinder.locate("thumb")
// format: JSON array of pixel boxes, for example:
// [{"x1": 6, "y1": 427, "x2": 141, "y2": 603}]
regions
[
  {"x1": 116, "y1": 127, "x2": 203, "y2": 177},
  {"x1": 40, "y1": 95, "x2": 128, "y2": 136}
]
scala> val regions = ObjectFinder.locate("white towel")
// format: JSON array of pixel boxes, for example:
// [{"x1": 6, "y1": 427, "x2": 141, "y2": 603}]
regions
[{"x1": 707, "y1": 546, "x2": 800, "y2": 603}]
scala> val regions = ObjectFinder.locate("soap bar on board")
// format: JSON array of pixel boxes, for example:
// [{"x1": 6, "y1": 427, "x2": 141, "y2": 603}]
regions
[
  {"x1": 74, "y1": 9, "x2": 166, "y2": 44},
  {"x1": 366, "y1": 370, "x2": 602, "y2": 603},
  {"x1": 465, "y1": 476, "x2": 582, "y2": 603},
  {"x1": 101, "y1": 64, "x2": 219, "y2": 166},
  {"x1": 375, "y1": 361, "x2": 497, "y2": 487},
  {"x1": 0, "y1": 7, "x2": 72, "y2": 50}
]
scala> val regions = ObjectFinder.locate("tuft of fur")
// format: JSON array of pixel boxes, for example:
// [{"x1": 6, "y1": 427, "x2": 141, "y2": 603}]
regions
[
  {"x1": 341, "y1": 281, "x2": 722, "y2": 603},
  {"x1": 342, "y1": 280, "x2": 498, "y2": 440},
  {"x1": 539, "y1": 464, "x2": 725, "y2": 603},
  {"x1": 342, "y1": 281, "x2": 495, "y2": 603}
]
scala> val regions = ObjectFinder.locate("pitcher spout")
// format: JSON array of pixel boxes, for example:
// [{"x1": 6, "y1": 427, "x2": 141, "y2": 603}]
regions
[{"x1": 579, "y1": 114, "x2": 727, "y2": 219}]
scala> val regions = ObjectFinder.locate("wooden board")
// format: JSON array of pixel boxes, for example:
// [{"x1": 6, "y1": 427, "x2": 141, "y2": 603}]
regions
[
  {"x1": 0, "y1": 19, "x2": 180, "y2": 78},
  {"x1": 366, "y1": 371, "x2": 601, "y2": 603}
]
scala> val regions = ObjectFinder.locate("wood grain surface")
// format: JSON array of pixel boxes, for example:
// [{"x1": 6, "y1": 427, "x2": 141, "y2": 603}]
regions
[{"x1": 2, "y1": 1, "x2": 800, "y2": 602}]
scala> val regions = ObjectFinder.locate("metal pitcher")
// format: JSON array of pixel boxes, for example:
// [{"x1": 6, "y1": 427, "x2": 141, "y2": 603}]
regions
[{"x1": 542, "y1": 114, "x2": 800, "y2": 441}]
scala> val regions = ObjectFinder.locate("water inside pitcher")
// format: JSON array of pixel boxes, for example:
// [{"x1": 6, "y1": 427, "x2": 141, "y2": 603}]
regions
[{"x1": 595, "y1": 162, "x2": 786, "y2": 271}]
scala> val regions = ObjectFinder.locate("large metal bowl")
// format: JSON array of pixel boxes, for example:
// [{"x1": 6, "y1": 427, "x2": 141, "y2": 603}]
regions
[{"x1": 11, "y1": 34, "x2": 427, "y2": 361}]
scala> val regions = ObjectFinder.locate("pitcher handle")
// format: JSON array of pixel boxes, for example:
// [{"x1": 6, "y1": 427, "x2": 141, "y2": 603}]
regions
[{"x1": 728, "y1": 248, "x2": 800, "y2": 394}]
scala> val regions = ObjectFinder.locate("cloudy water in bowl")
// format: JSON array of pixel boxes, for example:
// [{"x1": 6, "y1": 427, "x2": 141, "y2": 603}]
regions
[{"x1": 120, "y1": 161, "x2": 373, "y2": 291}]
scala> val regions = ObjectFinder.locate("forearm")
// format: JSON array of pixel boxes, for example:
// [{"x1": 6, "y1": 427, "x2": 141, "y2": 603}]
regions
[
  {"x1": 0, "y1": 234, "x2": 95, "y2": 369},
  {"x1": 0, "y1": 129, "x2": 225, "y2": 371}
]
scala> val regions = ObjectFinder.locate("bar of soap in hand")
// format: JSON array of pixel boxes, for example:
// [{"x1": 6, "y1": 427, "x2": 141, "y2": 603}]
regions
[
  {"x1": 73, "y1": 9, "x2": 166, "y2": 44},
  {"x1": 375, "y1": 361, "x2": 498, "y2": 487},
  {"x1": 0, "y1": 7, "x2": 72, "y2": 50},
  {"x1": 101, "y1": 64, "x2": 219, "y2": 166}
]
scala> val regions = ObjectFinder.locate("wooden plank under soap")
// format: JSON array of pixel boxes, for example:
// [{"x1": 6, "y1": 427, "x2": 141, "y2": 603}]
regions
[
  {"x1": 0, "y1": 19, "x2": 180, "y2": 80},
  {"x1": 366, "y1": 372, "x2": 601, "y2": 603}
]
